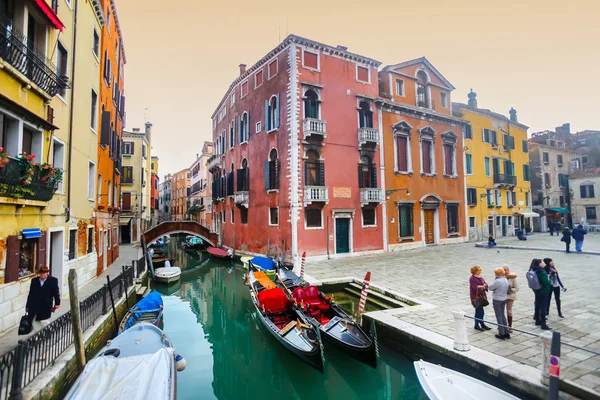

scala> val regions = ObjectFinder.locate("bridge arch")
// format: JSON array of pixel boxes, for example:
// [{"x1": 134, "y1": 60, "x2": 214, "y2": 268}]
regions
[{"x1": 142, "y1": 221, "x2": 218, "y2": 247}]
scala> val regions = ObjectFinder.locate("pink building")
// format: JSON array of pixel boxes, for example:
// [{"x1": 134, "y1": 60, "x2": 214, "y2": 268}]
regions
[{"x1": 210, "y1": 35, "x2": 384, "y2": 269}]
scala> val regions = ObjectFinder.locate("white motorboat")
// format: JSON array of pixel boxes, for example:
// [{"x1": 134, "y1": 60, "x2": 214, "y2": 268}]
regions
[
  {"x1": 414, "y1": 360, "x2": 520, "y2": 400},
  {"x1": 154, "y1": 260, "x2": 181, "y2": 284}
]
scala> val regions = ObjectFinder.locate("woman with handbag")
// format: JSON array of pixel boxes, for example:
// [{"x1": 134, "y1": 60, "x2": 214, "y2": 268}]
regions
[{"x1": 469, "y1": 266, "x2": 491, "y2": 331}]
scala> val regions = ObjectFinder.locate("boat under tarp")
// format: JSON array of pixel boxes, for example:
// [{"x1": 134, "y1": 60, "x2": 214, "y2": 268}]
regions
[
  {"x1": 249, "y1": 256, "x2": 277, "y2": 279},
  {"x1": 119, "y1": 290, "x2": 163, "y2": 333}
]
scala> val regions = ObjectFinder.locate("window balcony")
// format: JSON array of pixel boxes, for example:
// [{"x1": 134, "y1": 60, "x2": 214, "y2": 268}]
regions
[
  {"x1": 234, "y1": 191, "x2": 248, "y2": 208},
  {"x1": 0, "y1": 157, "x2": 58, "y2": 202},
  {"x1": 304, "y1": 186, "x2": 328, "y2": 205},
  {"x1": 360, "y1": 188, "x2": 383, "y2": 205},
  {"x1": 494, "y1": 174, "x2": 517, "y2": 188},
  {"x1": 207, "y1": 156, "x2": 221, "y2": 172},
  {"x1": 303, "y1": 118, "x2": 327, "y2": 140},
  {"x1": 0, "y1": 12, "x2": 69, "y2": 97},
  {"x1": 358, "y1": 127, "x2": 379, "y2": 146}
]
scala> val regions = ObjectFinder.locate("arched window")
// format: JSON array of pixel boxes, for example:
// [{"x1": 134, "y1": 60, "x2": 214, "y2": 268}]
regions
[
  {"x1": 266, "y1": 149, "x2": 279, "y2": 190},
  {"x1": 237, "y1": 159, "x2": 249, "y2": 192},
  {"x1": 416, "y1": 70, "x2": 429, "y2": 108},
  {"x1": 267, "y1": 96, "x2": 279, "y2": 131},
  {"x1": 305, "y1": 149, "x2": 323, "y2": 186},
  {"x1": 242, "y1": 158, "x2": 248, "y2": 169},
  {"x1": 304, "y1": 90, "x2": 319, "y2": 119},
  {"x1": 359, "y1": 155, "x2": 376, "y2": 188},
  {"x1": 358, "y1": 101, "x2": 373, "y2": 128}
]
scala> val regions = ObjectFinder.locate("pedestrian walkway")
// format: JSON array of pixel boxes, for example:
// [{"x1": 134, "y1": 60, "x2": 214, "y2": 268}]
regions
[
  {"x1": 489, "y1": 232, "x2": 600, "y2": 254},
  {"x1": 0, "y1": 244, "x2": 141, "y2": 355},
  {"x1": 307, "y1": 241, "x2": 600, "y2": 393}
]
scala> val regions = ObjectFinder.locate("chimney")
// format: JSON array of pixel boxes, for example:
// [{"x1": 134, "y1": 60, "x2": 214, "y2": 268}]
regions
[
  {"x1": 239, "y1": 64, "x2": 247, "y2": 75},
  {"x1": 132, "y1": 128, "x2": 140, "y2": 133},
  {"x1": 336, "y1": 45, "x2": 348, "y2": 51},
  {"x1": 145, "y1": 121, "x2": 153, "y2": 142},
  {"x1": 467, "y1": 89, "x2": 478, "y2": 108},
  {"x1": 509, "y1": 107, "x2": 518, "y2": 122},
  {"x1": 556, "y1": 123, "x2": 571, "y2": 134},
  {"x1": 196, "y1": 153, "x2": 199, "y2": 160}
]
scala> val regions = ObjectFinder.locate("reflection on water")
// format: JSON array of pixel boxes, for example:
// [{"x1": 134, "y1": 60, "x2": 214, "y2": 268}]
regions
[{"x1": 154, "y1": 235, "x2": 426, "y2": 400}]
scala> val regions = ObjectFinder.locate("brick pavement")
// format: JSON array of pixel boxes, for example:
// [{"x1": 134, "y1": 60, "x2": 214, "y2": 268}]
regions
[
  {"x1": 493, "y1": 231, "x2": 600, "y2": 253},
  {"x1": 307, "y1": 235, "x2": 600, "y2": 393}
]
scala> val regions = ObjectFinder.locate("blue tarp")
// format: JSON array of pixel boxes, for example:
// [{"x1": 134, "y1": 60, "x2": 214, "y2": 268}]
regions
[
  {"x1": 250, "y1": 256, "x2": 276, "y2": 271},
  {"x1": 135, "y1": 290, "x2": 163, "y2": 312},
  {"x1": 188, "y1": 237, "x2": 203, "y2": 245}
]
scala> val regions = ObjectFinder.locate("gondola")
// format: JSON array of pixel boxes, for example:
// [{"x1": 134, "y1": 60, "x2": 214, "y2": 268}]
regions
[
  {"x1": 247, "y1": 256, "x2": 277, "y2": 279},
  {"x1": 246, "y1": 268, "x2": 325, "y2": 372},
  {"x1": 277, "y1": 266, "x2": 378, "y2": 368},
  {"x1": 118, "y1": 290, "x2": 163, "y2": 334}
]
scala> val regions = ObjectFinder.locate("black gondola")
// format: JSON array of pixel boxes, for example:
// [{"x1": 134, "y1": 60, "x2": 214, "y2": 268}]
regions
[
  {"x1": 277, "y1": 266, "x2": 378, "y2": 369},
  {"x1": 246, "y1": 266, "x2": 325, "y2": 372}
]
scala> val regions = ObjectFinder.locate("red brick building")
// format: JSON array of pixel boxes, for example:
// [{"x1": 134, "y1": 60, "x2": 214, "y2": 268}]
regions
[{"x1": 210, "y1": 35, "x2": 384, "y2": 269}]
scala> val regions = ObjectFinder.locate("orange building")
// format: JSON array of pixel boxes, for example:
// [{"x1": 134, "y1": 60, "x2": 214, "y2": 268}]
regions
[
  {"x1": 377, "y1": 58, "x2": 467, "y2": 250},
  {"x1": 171, "y1": 169, "x2": 190, "y2": 221},
  {"x1": 95, "y1": 0, "x2": 126, "y2": 274}
]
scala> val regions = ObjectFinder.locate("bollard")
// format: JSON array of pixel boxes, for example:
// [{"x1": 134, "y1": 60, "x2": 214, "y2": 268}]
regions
[
  {"x1": 453, "y1": 311, "x2": 470, "y2": 351},
  {"x1": 540, "y1": 331, "x2": 553, "y2": 386}
]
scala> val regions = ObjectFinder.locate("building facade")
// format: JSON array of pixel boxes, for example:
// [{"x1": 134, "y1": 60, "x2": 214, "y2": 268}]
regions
[
  {"x1": 569, "y1": 168, "x2": 599, "y2": 226},
  {"x1": 453, "y1": 92, "x2": 533, "y2": 241},
  {"x1": 96, "y1": 0, "x2": 126, "y2": 276},
  {"x1": 158, "y1": 173, "x2": 171, "y2": 223},
  {"x1": 150, "y1": 155, "x2": 159, "y2": 226},
  {"x1": 378, "y1": 58, "x2": 467, "y2": 250},
  {"x1": 120, "y1": 123, "x2": 152, "y2": 243},
  {"x1": 171, "y1": 168, "x2": 189, "y2": 221},
  {"x1": 210, "y1": 35, "x2": 385, "y2": 267}
]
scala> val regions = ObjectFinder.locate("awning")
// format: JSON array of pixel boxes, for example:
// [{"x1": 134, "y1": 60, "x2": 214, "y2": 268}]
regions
[
  {"x1": 514, "y1": 211, "x2": 540, "y2": 218},
  {"x1": 546, "y1": 207, "x2": 571, "y2": 214},
  {"x1": 22, "y1": 228, "x2": 42, "y2": 239},
  {"x1": 119, "y1": 217, "x2": 132, "y2": 226},
  {"x1": 32, "y1": 0, "x2": 65, "y2": 32}
]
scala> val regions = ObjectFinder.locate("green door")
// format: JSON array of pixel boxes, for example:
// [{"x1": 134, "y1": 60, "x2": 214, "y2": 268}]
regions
[{"x1": 335, "y1": 218, "x2": 350, "y2": 254}]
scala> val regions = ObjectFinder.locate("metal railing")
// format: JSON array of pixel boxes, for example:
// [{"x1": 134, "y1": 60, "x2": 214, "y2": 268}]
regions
[
  {"x1": 493, "y1": 173, "x2": 517, "y2": 187},
  {"x1": 1, "y1": 265, "x2": 136, "y2": 399},
  {"x1": 135, "y1": 256, "x2": 146, "y2": 278},
  {"x1": 0, "y1": 158, "x2": 58, "y2": 202}
]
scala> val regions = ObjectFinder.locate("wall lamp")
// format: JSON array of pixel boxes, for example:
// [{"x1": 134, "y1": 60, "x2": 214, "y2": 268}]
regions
[{"x1": 386, "y1": 188, "x2": 410, "y2": 196}]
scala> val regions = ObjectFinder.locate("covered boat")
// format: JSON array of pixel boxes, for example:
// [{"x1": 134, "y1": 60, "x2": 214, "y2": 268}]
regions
[
  {"x1": 155, "y1": 260, "x2": 182, "y2": 284},
  {"x1": 119, "y1": 290, "x2": 163, "y2": 334},
  {"x1": 248, "y1": 256, "x2": 277, "y2": 279},
  {"x1": 207, "y1": 246, "x2": 232, "y2": 259},
  {"x1": 182, "y1": 236, "x2": 204, "y2": 250},
  {"x1": 247, "y1": 269, "x2": 324, "y2": 372},
  {"x1": 414, "y1": 360, "x2": 520, "y2": 400},
  {"x1": 278, "y1": 268, "x2": 378, "y2": 368},
  {"x1": 65, "y1": 323, "x2": 178, "y2": 400}
]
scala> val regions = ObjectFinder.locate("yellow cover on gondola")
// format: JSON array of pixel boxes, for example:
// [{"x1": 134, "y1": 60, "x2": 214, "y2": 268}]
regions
[{"x1": 254, "y1": 271, "x2": 276, "y2": 290}]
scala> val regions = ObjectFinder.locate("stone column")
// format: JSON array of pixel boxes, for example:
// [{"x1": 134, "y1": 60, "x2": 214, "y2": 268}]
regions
[
  {"x1": 540, "y1": 331, "x2": 553, "y2": 386},
  {"x1": 453, "y1": 310, "x2": 470, "y2": 351}
]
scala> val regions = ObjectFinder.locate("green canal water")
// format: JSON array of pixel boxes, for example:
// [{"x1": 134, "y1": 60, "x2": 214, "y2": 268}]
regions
[{"x1": 153, "y1": 236, "x2": 427, "y2": 400}]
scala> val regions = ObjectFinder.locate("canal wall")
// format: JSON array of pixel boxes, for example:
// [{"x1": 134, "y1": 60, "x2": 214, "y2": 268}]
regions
[{"x1": 21, "y1": 287, "x2": 141, "y2": 400}]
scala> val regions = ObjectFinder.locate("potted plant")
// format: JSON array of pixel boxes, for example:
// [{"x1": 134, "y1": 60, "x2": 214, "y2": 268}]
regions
[
  {"x1": 18, "y1": 153, "x2": 37, "y2": 185},
  {"x1": 0, "y1": 147, "x2": 8, "y2": 169}
]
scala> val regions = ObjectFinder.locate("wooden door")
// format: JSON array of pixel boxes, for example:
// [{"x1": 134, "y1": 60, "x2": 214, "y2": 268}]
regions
[
  {"x1": 335, "y1": 218, "x2": 350, "y2": 254},
  {"x1": 424, "y1": 210, "x2": 435, "y2": 244}
]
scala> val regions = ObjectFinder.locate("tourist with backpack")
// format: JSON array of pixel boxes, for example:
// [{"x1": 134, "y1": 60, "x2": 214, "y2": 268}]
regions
[{"x1": 527, "y1": 258, "x2": 552, "y2": 330}]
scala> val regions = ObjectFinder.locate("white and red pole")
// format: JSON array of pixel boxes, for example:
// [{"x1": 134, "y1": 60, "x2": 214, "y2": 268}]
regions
[
  {"x1": 357, "y1": 272, "x2": 371, "y2": 324},
  {"x1": 300, "y1": 251, "x2": 306, "y2": 278}
]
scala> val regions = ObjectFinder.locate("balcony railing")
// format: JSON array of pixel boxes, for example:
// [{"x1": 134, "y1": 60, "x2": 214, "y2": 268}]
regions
[
  {"x1": 0, "y1": 12, "x2": 69, "y2": 97},
  {"x1": 234, "y1": 191, "x2": 248, "y2": 207},
  {"x1": 0, "y1": 157, "x2": 58, "y2": 202},
  {"x1": 303, "y1": 118, "x2": 327, "y2": 139},
  {"x1": 304, "y1": 186, "x2": 328, "y2": 205},
  {"x1": 207, "y1": 156, "x2": 221, "y2": 171},
  {"x1": 494, "y1": 174, "x2": 517, "y2": 187},
  {"x1": 360, "y1": 188, "x2": 383, "y2": 205},
  {"x1": 358, "y1": 127, "x2": 379, "y2": 146}
]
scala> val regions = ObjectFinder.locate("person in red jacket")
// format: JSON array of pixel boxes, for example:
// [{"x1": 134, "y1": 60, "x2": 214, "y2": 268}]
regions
[{"x1": 469, "y1": 265, "x2": 491, "y2": 331}]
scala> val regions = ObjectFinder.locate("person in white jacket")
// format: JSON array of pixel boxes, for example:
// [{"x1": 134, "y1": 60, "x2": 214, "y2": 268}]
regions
[
  {"x1": 488, "y1": 267, "x2": 510, "y2": 340},
  {"x1": 503, "y1": 265, "x2": 519, "y2": 333}
]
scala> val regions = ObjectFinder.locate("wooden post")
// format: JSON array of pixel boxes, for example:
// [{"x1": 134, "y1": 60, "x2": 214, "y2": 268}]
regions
[
  {"x1": 107, "y1": 276, "x2": 119, "y2": 337},
  {"x1": 122, "y1": 266, "x2": 129, "y2": 309},
  {"x1": 68, "y1": 269, "x2": 86, "y2": 371}
]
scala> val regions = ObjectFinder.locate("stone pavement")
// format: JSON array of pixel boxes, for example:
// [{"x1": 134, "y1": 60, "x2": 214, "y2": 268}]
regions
[
  {"x1": 492, "y1": 232, "x2": 600, "y2": 253},
  {"x1": 0, "y1": 244, "x2": 141, "y2": 355},
  {"x1": 307, "y1": 235, "x2": 600, "y2": 393}
]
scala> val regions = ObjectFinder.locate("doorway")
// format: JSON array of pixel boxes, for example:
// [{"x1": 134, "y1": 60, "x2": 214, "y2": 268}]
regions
[
  {"x1": 501, "y1": 216, "x2": 508, "y2": 236},
  {"x1": 49, "y1": 231, "x2": 64, "y2": 296},
  {"x1": 488, "y1": 218, "x2": 495, "y2": 238},
  {"x1": 335, "y1": 218, "x2": 351, "y2": 254},
  {"x1": 424, "y1": 210, "x2": 435, "y2": 244}
]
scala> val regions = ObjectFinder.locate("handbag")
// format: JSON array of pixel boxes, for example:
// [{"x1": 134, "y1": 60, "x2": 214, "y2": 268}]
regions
[
  {"x1": 18, "y1": 313, "x2": 33, "y2": 335},
  {"x1": 474, "y1": 290, "x2": 489, "y2": 308}
]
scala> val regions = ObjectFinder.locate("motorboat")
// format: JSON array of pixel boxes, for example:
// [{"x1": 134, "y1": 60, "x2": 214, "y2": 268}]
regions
[
  {"x1": 154, "y1": 260, "x2": 182, "y2": 284},
  {"x1": 182, "y1": 235, "x2": 205, "y2": 250},
  {"x1": 118, "y1": 290, "x2": 163, "y2": 334},
  {"x1": 207, "y1": 246, "x2": 233, "y2": 259}
]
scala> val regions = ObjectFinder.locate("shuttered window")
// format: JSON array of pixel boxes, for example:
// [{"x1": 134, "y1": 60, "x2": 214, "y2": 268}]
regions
[
  {"x1": 398, "y1": 205, "x2": 414, "y2": 238},
  {"x1": 396, "y1": 136, "x2": 408, "y2": 172},
  {"x1": 422, "y1": 140, "x2": 432, "y2": 174}
]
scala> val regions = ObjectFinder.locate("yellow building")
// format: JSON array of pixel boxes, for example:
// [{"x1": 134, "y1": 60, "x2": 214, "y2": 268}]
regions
[
  {"x1": 453, "y1": 91, "x2": 534, "y2": 241},
  {"x1": 151, "y1": 156, "x2": 159, "y2": 175},
  {"x1": 0, "y1": 0, "x2": 105, "y2": 333}
]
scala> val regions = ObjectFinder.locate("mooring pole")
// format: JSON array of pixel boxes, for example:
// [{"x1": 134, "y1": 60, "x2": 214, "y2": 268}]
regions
[
  {"x1": 68, "y1": 269, "x2": 86, "y2": 371},
  {"x1": 107, "y1": 275, "x2": 119, "y2": 337},
  {"x1": 122, "y1": 266, "x2": 129, "y2": 309}
]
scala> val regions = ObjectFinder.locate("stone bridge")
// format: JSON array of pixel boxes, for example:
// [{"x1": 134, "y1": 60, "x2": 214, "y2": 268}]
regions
[{"x1": 142, "y1": 221, "x2": 218, "y2": 247}]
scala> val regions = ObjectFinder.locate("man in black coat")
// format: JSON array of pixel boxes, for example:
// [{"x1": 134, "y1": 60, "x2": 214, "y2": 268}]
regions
[{"x1": 26, "y1": 266, "x2": 61, "y2": 332}]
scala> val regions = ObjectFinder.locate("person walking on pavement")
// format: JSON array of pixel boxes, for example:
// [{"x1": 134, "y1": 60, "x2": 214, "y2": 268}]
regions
[
  {"x1": 554, "y1": 222, "x2": 561, "y2": 236},
  {"x1": 488, "y1": 267, "x2": 510, "y2": 340},
  {"x1": 530, "y1": 259, "x2": 552, "y2": 330},
  {"x1": 544, "y1": 258, "x2": 566, "y2": 318},
  {"x1": 549, "y1": 221, "x2": 555, "y2": 236},
  {"x1": 503, "y1": 265, "x2": 519, "y2": 333},
  {"x1": 26, "y1": 266, "x2": 61, "y2": 333},
  {"x1": 469, "y1": 266, "x2": 492, "y2": 332},
  {"x1": 561, "y1": 226, "x2": 572, "y2": 253},
  {"x1": 572, "y1": 224, "x2": 587, "y2": 252}
]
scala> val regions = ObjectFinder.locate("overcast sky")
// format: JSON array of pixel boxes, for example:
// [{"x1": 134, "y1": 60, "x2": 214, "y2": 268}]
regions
[{"x1": 117, "y1": 0, "x2": 599, "y2": 177}]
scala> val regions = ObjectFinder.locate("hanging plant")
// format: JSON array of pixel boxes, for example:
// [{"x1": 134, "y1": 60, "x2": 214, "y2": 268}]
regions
[
  {"x1": 38, "y1": 163, "x2": 63, "y2": 185},
  {"x1": 18, "y1": 153, "x2": 36, "y2": 185}
]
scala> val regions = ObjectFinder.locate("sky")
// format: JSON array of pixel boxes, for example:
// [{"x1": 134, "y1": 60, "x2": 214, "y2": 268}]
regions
[{"x1": 117, "y1": 0, "x2": 599, "y2": 177}]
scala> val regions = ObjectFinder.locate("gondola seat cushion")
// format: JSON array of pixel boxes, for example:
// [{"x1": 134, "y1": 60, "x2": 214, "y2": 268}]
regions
[
  {"x1": 292, "y1": 287, "x2": 307, "y2": 304},
  {"x1": 257, "y1": 288, "x2": 288, "y2": 313}
]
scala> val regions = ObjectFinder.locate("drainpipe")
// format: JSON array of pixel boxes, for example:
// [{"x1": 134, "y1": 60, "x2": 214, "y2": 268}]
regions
[
  {"x1": 377, "y1": 105, "x2": 388, "y2": 251},
  {"x1": 66, "y1": 0, "x2": 79, "y2": 223}
]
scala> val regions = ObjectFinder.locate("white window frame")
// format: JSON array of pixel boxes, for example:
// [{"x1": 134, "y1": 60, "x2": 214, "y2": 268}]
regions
[
  {"x1": 98, "y1": 229, "x2": 103, "y2": 256},
  {"x1": 465, "y1": 153, "x2": 473, "y2": 175},
  {"x1": 469, "y1": 216, "x2": 476, "y2": 228},
  {"x1": 87, "y1": 226, "x2": 94, "y2": 254},
  {"x1": 256, "y1": 121, "x2": 261, "y2": 133},
  {"x1": 392, "y1": 121, "x2": 413, "y2": 174},
  {"x1": 240, "y1": 79, "x2": 249, "y2": 99},
  {"x1": 268, "y1": 60, "x2": 278, "y2": 80},
  {"x1": 418, "y1": 127, "x2": 436, "y2": 176},
  {"x1": 230, "y1": 92, "x2": 235, "y2": 107},
  {"x1": 88, "y1": 161, "x2": 96, "y2": 201},
  {"x1": 356, "y1": 64, "x2": 371, "y2": 84},
  {"x1": 56, "y1": 41, "x2": 69, "y2": 101},
  {"x1": 395, "y1": 79, "x2": 405, "y2": 96},
  {"x1": 92, "y1": 29, "x2": 100, "y2": 60},
  {"x1": 97, "y1": 173, "x2": 102, "y2": 202},
  {"x1": 52, "y1": 137, "x2": 66, "y2": 193},
  {"x1": 304, "y1": 208, "x2": 324, "y2": 230},
  {"x1": 507, "y1": 190, "x2": 513, "y2": 207},
  {"x1": 269, "y1": 207, "x2": 279, "y2": 226},
  {"x1": 484, "y1": 157, "x2": 491, "y2": 177},
  {"x1": 361, "y1": 208, "x2": 377, "y2": 228},
  {"x1": 495, "y1": 189, "x2": 501, "y2": 206},
  {"x1": 441, "y1": 131, "x2": 458, "y2": 177},
  {"x1": 487, "y1": 189, "x2": 494, "y2": 206},
  {"x1": 441, "y1": 92, "x2": 448, "y2": 108},
  {"x1": 302, "y1": 49, "x2": 320, "y2": 71},
  {"x1": 90, "y1": 88, "x2": 98, "y2": 132},
  {"x1": 68, "y1": 228, "x2": 78, "y2": 260},
  {"x1": 254, "y1": 69, "x2": 264, "y2": 88}
]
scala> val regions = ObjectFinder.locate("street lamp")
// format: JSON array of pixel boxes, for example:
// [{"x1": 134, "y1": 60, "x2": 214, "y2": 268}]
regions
[{"x1": 386, "y1": 188, "x2": 410, "y2": 196}]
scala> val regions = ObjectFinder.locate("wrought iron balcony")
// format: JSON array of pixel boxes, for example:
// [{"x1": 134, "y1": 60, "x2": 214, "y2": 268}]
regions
[
  {"x1": 234, "y1": 191, "x2": 248, "y2": 208},
  {"x1": 304, "y1": 186, "x2": 328, "y2": 205},
  {"x1": 494, "y1": 174, "x2": 517, "y2": 187},
  {"x1": 0, "y1": 157, "x2": 58, "y2": 202},
  {"x1": 358, "y1": 127, "x2": 379, "y2": 146},
  {"x1": 303, "y1": 118, "x2": 327, "y2": 140},
  {"x1": 0, "y1": 12, "x2": 69, "y2": 97},
  {"x1": 360, "y1": 188, "x2": 383, "y2": 205}
]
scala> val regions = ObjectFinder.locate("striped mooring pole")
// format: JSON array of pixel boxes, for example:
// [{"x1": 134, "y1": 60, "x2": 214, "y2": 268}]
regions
[
  {"x1": 357, "y1": 271, "x2": 371, "y2": 324},
  {"x1": 300, "y1": 252, "x2": 306, "y2": 278}
]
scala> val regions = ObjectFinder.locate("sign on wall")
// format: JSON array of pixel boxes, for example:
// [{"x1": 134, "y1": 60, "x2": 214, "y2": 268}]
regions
[{"x1": 333, "y1": 187, "x2": 351, "y2": 198}]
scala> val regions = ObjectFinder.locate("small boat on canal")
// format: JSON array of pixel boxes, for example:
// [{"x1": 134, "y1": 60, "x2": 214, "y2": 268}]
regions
[
  {"x1": 207, "y1": 246, "x2": 233, "y2": 259},
  {"x1": 118, "y1": 290, "x2": 163, "y2": 334},
  {"x1": 246, "y1": 269, "x2": 325, "y2": 372},
  {"x1": 277, "y1": 267, "x2": 378, "y2": 368},
  {"x1": 247, "y1": 256, "x2": 277, "y2": 280},
  {"x1": 155, "y1": 260, "x2": 182, "y2": 284},
  {"x1": 64, "y1": 323, "x2": 179, "y2": 400},
  {"x1": 414, "y1": 360, "x2": 520, "y2": 400},
  {"x1": 182, "y1": 235, "x2": 205, "y2": 250}
]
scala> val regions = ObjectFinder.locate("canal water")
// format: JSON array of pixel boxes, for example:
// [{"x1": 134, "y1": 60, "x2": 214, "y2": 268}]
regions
[{"x1": 154, "y1": 235, "x2": 426, "y2": 400}]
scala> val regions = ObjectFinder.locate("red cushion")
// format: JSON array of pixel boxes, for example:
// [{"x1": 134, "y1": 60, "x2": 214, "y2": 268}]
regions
[
  {"x1": 305, "y1": 286, "x2": 320, "y2": 301},
  {"x1": 292, "y1": 287, "x2": 306, "y2": 303},
  {"x1": 257, "y1": 288, "x2": 288, "y2": 313}
]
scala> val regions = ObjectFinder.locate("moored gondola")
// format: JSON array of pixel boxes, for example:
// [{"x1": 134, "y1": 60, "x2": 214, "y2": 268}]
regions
[
  {"x1": 246, "y1": 268, "x2": 324, "y2": 372},
  {"x1": 277, "y1": 267, "x2": 378, "y2": 368},
  {"x1": 118, "y1": 290, "x2": 164, "y2": 333}
]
